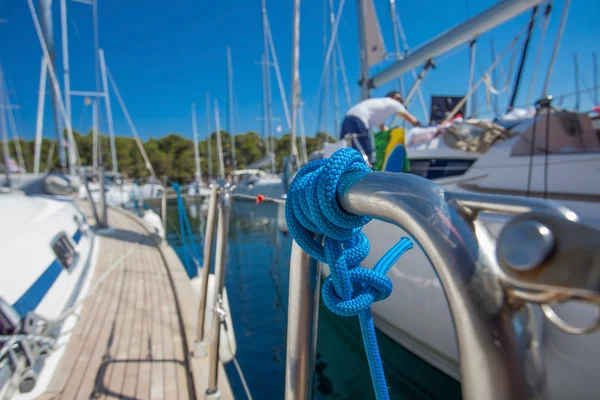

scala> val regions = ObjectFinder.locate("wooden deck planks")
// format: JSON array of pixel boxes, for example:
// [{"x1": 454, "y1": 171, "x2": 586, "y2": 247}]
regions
[{"x1": 39, "y1": 204, "x2": 222, "y2": 400}]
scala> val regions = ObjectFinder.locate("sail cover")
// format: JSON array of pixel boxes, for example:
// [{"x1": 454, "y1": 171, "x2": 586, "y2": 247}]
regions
[{"x1": 361, "y1": 0, "x2": 386, "y2": 67}]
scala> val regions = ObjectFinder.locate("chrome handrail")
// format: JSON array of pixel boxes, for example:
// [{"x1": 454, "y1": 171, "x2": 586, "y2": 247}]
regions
[{"x1": 285, "y1": 170, "x2": 600, "y2": 400}]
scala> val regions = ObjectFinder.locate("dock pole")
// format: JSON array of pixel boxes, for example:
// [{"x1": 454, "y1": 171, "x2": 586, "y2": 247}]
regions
[
  {"x1": 284, "y1": 241, "x2": 321, "y2": 399},
  {"x1": 194, "y1": 185, "x2": 219, "y2": 357},
  {"x1": 206, "y1": 186, "x2": 231, "y2": 398}
]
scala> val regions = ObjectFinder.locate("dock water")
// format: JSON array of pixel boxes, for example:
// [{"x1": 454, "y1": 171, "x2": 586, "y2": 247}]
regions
[{"x1": 38, "y1": 202, "x2": 233, "y2": 399}]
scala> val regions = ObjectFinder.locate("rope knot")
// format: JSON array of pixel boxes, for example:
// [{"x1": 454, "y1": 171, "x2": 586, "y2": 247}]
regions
[{"x1": 285, "y1": 147, "x2": 414, "y2": 400}]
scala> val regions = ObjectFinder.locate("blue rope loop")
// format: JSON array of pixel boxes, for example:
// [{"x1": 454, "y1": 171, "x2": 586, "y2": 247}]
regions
[
  {"x1": 173, "y1": 183, "x2": 201, "y2": 278},
  {"x1": 285, "y1": 147, "x2": 414, "y2": 400}
]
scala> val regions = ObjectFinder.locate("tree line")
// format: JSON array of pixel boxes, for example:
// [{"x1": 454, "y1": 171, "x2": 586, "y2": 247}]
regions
[{"x1": 4, "y1": 130, "x2": 336, "y2": 182}]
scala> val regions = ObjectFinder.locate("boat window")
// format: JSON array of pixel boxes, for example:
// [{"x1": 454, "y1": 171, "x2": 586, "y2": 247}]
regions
[
  {"x1": 409, "y1": 159, "x2": 475, "y2": 180},
  {"x1": 52, "y1": 233, "x2": 78, "y2": 269}
]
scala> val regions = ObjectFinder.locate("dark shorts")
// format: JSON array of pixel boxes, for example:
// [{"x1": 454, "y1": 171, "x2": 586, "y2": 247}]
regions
[{"x1": 339, "y1": 116, "x2": 373, "y2": 162}]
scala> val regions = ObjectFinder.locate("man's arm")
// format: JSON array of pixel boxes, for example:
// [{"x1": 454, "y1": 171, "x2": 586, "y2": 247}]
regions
[{"x1": 397, "y1": 111, "x2": 420, "y2": 127}]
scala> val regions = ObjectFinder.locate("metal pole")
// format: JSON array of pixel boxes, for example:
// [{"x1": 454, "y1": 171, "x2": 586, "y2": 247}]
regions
[
  {"x1": 594, "y1": 52, "x2": 599, "y2": 105},
  {"x1": 214, "y1": 100, "x2": 225, "y2": 180},
  {"x1": 192, "y1": 102, "x2": 201, "y2": 185},
  {"x1": 490, "y1": 39, "x2": 499, "y2": 116},
  {"x1": 328, "y1": 0, "x2": 339, "y2": 136},
  {"x1": 405, "y1": 61, "x2": 434, "y2": 106},
  {"x1": 39, "y1": 0, "x2": 66, "y2": 171},
  {"x1": 82, "y1": 169, "x2": 101, "y2": 226},
  {"x1": 284, "y1": 241, "x2": 321, "y2": 400},
  {"x1": 60, "y1": 0, "x2": 75, "y2": 176},
  {"x1": 468, "y1": 40, "x2": 478, "y2": 118},
  {"x1": 194, "y1": 185, "x2": 219, "y2": 357},
  {"x1": 371, "y1": 0, "x2": 545, "y2": 88},
  {"x1": 290, "y1": 0, "x2": 301, "y2": 163},
  {"x1": 542, "y1": 0, "x2": 570, "y2": 97},
  {"x1": 389, "y1": 0, "x2": 405, "y2": 97},
  {"x1": 227, "y1": 47, "x2": 237, "y2": 170},
  {"x1": 206, "y1": 188, "x2": 231, "y2": 398},
  {"x1": 161, "y1": 176, "x2": 167, "y2": 226},
  {"x1": 96, "y1": 100, "x2": 107, "y2": 227},
  {"x1": 34, "y1": 57, "x2": 47, "y2": 175},
  {"x1": 0, "y1": 66, "x2": 11, "y2": 187},
  {"x1": 508, "y1": 6, "x2": 538, "y2": 112},
  {"x1": 99, "y1": 49, "x2": 118, "y2": 175},
  {"x1": 206, "y1": 93, "x2": 213, "y2": 181},
  {"x1": 92, "y1": 99, "x2": 98, "y2": 175},
  {"x1": 357, "y1": 0, "x2": 370, "y2": 99},
  {"x1": 574, "y1": 53, "x2": 580, "y2": 111},
  {"x1": 261, "y1": 0, "x2": 275, "y2": 168}
]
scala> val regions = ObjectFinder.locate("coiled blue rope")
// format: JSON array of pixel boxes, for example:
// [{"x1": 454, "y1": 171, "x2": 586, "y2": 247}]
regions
[
  {"x1": 173, "y1": 183, "x2": 201, "y2": 278},
  {"x1": 285, "y1": 148, "x2": 413, "y2": 400}
]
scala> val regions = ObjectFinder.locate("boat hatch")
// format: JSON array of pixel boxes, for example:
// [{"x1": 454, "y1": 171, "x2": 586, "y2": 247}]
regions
[{"x1": 52, "y1": 233, "x2": 78, "y2": 269}]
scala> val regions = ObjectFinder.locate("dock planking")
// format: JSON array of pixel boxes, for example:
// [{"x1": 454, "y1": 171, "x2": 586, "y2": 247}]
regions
[{"x1": 40, "y1": 203, "x2": 234, "y2": 399}]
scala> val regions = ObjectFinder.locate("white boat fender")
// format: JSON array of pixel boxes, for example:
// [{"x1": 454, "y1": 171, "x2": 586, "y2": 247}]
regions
[
  {"x1": 190, "y1": 274, "x2": 237, "y2": 364},
  {"x1": 142, "y1": 209, "x2": 166, "y2": 240},
  {"x1": 277, "y1": 194, "x2": 288, "y2": 234}
]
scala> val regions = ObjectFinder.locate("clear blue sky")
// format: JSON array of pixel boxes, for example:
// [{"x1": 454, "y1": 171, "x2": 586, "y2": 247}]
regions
[{"x1": 1, "y1": 0, "x2": 599, "y2": 142}]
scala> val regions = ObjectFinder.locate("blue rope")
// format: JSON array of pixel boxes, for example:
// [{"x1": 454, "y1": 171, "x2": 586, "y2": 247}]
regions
[
  {"x1": 173, "y1": 184, "x2": 201, "y2": 278},
  {"x1": 285, "y1": 147, "x2": 413, "y2": 400}
]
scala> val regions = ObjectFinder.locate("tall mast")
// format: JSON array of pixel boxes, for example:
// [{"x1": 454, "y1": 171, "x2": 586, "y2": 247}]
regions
[
  {"x1": 99, "y1": 49, "x2": 117, "y2": 175},
  {"x1": 0, "y1": 66, "x2": 11, "y2": 187},
  {"x1": 39, "y1": 0, "x2": 66, "y2": 170},
  {"x1": 214, "y1": 100, "x2": 225, "y2": 180},
  {"x1": 328, "y1": 0, "x2": 339, "y2": 135},
  {"x1": 508, "y1": 6, "x2": 538, "y2": 111},
  {"x1": 574, "y1": 53, "x2": 580, "y2": 111},
  {"x1": 34, "y1": 57, "x2": 47, "y2": 174},
  {"x1": 227, "y1": 47, "x2": 236, "y2": 170},
  {"x1": 490, "y1": 39, "x2": 499, "y2": 116},
  {"x1": 389, "y1": 0, "x2": 405, "y2": 96},
  {"x1": 60, "y1": 0, "x2": 75, "y2": 175},
  {"x1": 261, "y1": 0, "x2": 274, "y2": 170},
  {"x1": 92, "y1": 99, "x2": 98, "y2": 174},
  {"x1": 357, "y1": 0, "x2": 370, "y2": 99},
  {"x1": 468, "y1": 40, "x2": 478, "y2": 118},
  {"x1": 192, "y1": 102, "x2": 202, "y2": 185},
  {"x1": 92, "y1": 0, "x2": 101, "y2": 175},
  {"x1": 290, "y1": 0, "x2": 301, "y2": 162},
  {"x1": 542, "y1": 0, "x2": 570, "y2": 97},
  {"x1": 205, "y1": 93, "x2": 213, "y2": 181},
  {"x1": 593, "y1": 52, "x2": 598, "y2": 105}
]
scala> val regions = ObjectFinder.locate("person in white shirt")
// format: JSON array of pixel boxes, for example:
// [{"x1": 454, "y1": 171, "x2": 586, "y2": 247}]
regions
[{"x1": 340, "y1": 91, "x2": 420, "y2": 165}]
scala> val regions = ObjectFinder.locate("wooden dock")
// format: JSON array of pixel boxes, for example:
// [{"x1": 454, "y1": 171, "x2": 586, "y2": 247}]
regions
[{"x1": 39, "y1": 203, "x2": 234, "y2": 399}]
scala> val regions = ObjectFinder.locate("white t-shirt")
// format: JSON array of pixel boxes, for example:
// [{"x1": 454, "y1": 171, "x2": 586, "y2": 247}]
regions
[{"x1": 346, "y1": 97, "x2": 407, "y2": 129}]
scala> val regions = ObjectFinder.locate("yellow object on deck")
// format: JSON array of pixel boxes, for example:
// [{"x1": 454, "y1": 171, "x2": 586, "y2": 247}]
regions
[{"x1": 381, "y1": 127, "x2": 406, "y2": 171}]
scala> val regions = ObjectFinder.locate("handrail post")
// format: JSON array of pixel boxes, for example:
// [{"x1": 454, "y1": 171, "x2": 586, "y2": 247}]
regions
[
  {"x1": 206, "y1": 185, "x2": 231, "y2": 399},
  {"x1": 284, "y1": 241, "x2": 321, "y2": 400},
  {"x1": 161, "y1": 175, "x2": 167, "y2": 226},
  {"x1": 194, "y1": 185, "x2": 220, "y2": 357}
]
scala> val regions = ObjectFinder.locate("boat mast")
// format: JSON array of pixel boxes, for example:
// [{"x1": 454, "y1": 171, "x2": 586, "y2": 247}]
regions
[
  {"x1": 99, "y1": 49, "x2": 118, "y2": 175},
  {"x1": 261, "y1": 0, "x2": 275, "y2": 173},
  {"x1": 214, "y1": 100, "x2": 225, "y2": 180},
  {"x1": 574, "y1": 53, "x2": 580, "y2": 111},
  {"x1": 388, "y1": 0, "x2": 405, "y2": 96},
  {"x1": 290, "y1": 0, "x2": 301, "y2": 164},
  {"x1": 92, "y1": 0, "x2": 101, "y2": 175},
  {"x1": 357, "y1": 0, "x2": 370, "y2": 100},
  {"x1": 60, "y1": 0, "x2": 76, "y2": 175},
  {"x1": 0, "y1": 66, "x2": 11, "y2": 187},
  {"x1": 490, "y1": 39, "x2": 499, "y2": 116},
  {"x1": 594, "y1": 52, "x2": 599, "y2": 105},
  {"x1": 468, "y1": 40, "x2": 478, "y2": 118},
  {"x1": 192, "y1": 102, "x2": 202, "y2": 185},
  {"x1": 370, "y1": 0, "x2": 545, "y2": 88},
  {"x1": 206, "y1": 93, "x2": 213, "y2": 181},
  {"x1": 508, "y1": 6, "x2": 538, "y2": 111},
  {"x1": 33, "y1": 58, "x2": 47, "y2": 174},
  {"x1": 328, "y1": 0, "x2": 339, "y2": 135},
  {"x1": 39, "y1": 0, "x2": 66, "y2": 171},
  {"x1": 227, "y1": 47, "x2": 236, "y2": 170}
]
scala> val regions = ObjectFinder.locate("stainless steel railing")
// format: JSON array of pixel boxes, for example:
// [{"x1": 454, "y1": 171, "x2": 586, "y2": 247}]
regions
[{"x1": 285, "y1": 171, "x2": 600, "y2": 400}]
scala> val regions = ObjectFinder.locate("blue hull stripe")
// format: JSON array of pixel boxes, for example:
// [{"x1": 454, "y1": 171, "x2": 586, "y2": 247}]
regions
[{"x1": 12, "y1": 228, "x2": 83, "y2": 318}]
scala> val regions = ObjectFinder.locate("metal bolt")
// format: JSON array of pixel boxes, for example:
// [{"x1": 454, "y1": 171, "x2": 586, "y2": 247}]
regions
[{"x1": 497, "y1": 219, "x2": 555, "y2": 271}]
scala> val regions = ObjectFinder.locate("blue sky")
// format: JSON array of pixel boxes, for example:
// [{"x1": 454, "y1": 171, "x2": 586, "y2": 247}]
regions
[{"x1": 1, "y1": 0, "x2": 599, "y2": 142}]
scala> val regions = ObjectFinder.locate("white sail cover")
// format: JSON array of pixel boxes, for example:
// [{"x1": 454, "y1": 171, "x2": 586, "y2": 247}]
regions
[{"x1": 361, "y1": 0, "x2": 386, "y2": 67}]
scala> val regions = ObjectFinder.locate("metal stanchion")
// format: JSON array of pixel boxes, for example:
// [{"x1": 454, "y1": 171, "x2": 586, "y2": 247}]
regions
[
  {"x1": 194, "y1": 185, "x2": 220, "y2": 357},
  {"x1": 161, "y1": 176, "x2": 167, "y2": 227},
  {"x1": 205, "y1": 186, "x2": 231, "y2": 399},
  {"x1": 284, "y1": 241, "x2": 321, "y2": 400}
]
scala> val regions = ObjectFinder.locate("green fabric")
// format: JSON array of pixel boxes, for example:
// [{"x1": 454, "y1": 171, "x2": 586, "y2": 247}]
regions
[
  {"x1": 373, "y1": 128, "x2": 411, "y2": 173},
  {"x1": 373, "y1": 130, "x2": 391, "y2": 172}
]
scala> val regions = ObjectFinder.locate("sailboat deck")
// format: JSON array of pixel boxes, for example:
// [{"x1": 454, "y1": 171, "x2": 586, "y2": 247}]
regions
[{"x1": 39, "y1": 203, "x2": 233, "y2": 399}]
